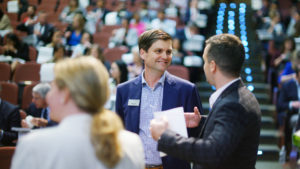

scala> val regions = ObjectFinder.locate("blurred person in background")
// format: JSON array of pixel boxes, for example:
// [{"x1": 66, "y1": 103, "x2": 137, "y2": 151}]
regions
[
  {"x1": 71, "y1": 32, "x2": 92, "y2": 58},
  {"x1": 3, "y1": 33, "x2": 29, "y2": 71},
  {"x1": 84, "y1": 44, "x2": 111, "y2": 71},
  {"x1": 109, "y1": 18, "x2": 138, "y2": 49},
  {"x1": 59, "y1": 0, "x2": 86, "y2": 24},
  {"x1": 17, "y1": 5, "x2": 37, "y2": 34},
  {"x1": 0, "y1": 8, "x2": 13, "y2": 37},
  {"x1": 51, "y1": 44, "x2": 66, "y2": 63},
  {"x1": 22, "y1": 83, "x2": 57, "y2": 129},
  {"x1": 106, "y1": 60, "x2": 128, "y2": 111},
  {"x1": 46, "y1": 29, "x2": 63, "y2": 47},
  {"x1": 32, "y1": 11, "x2": 54, "y2": 46},
  {"x1": 64, "y1": 13, "x2": 86, "y2": 50}
]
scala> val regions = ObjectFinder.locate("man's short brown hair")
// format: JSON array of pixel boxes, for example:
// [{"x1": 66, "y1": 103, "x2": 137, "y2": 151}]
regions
[
  {"x1": 205, "y1": 34, "x2": 245, "y2": 77},
  {"x1": 138, "y1": 29, "x2": 172, "y2": 52}
]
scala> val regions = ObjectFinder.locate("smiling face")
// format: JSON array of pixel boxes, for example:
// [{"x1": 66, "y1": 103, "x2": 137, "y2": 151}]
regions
[{"x1": 140, "y1": 39, "x2": 172, "y2": 74}]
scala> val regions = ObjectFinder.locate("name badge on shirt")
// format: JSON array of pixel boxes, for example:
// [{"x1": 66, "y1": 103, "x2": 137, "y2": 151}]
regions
[{"x1": 128, "y1": 99, "x2": 140, "y2": 106}]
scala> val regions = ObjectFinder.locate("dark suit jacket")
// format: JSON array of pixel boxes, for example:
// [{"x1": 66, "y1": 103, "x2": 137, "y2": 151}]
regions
[
  {"x1": 0, "y1": 100, "x2": 21, "y2": 146},
  {"x1": 157, "y1": 80, "x2": 261, "y2": 169},
  {"x1": 27, "y1": 103, "x2": 43, "y2": 118},
  {"x1": 26, "y1": 103, "x2": 57, "y2": 127},
  {"x1": 116, "y1": 72, "x2": 203, "y2": 169},
  {"x1": 37, "y1": 23, "x2": 55, "y2": 45}
]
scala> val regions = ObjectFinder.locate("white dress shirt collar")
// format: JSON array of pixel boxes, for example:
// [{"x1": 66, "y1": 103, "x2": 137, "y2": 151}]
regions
[{"x1": 209, "y1": 78, "x2": 240, "y2": 109}]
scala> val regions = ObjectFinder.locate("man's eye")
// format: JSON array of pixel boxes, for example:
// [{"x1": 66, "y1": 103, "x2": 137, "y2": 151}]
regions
[{"x1": 155, "y1": 50, "x2": 162, "y2": 53}]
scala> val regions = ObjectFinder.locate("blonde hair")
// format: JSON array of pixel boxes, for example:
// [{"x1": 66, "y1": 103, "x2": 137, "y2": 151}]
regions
[{"x1": 54, "y1": 57, "x2": 123, "y2": 168}]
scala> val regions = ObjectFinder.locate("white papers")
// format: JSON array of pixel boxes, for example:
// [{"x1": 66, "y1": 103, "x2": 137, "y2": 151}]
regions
[
  {"x1": 37, "y1": 47, "x2": 54, "y2": 64},
  {"x1": 153, "y1": 107, "x2": 188, "y2": 138},
  {"x1": 40, "y1": 63, "x2": 55, "y2": 82},
  {"x1": 7, "y1": 1, "x2": 19, "y2": 13},
  {"x1": 154, "y1": 107, "x2": 187, "y2": 157}
]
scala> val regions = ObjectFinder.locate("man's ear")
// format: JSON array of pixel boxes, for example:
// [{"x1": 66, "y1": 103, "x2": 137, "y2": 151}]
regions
[
  {"x1": 140, "y1": 49, "x2": 146, "y2": 60},
  {"x1": 209, "y1": 60, "x2": 217, "y2": 73}
]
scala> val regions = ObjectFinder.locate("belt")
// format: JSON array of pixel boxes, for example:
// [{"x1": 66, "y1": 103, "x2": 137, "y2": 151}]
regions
[{"x1": 145, "y1": 164, "x2": 163, "y2": 169}]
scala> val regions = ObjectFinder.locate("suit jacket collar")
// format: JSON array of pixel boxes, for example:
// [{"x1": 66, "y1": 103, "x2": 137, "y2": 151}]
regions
[
  {"x1": 162, "y1": 72, "x2": 177, "y2": 110},
  {"x1": 211, "y1": 79, "x2": 243, "y2": 110}
]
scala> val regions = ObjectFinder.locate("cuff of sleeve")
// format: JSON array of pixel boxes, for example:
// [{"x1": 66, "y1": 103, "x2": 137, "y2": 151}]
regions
[
  {"x1": 289, "y1": 101, "x2": 293, "y2": 110},
  {"x1": 0, "y1": 130, "x2": 4, "y2": 141}
]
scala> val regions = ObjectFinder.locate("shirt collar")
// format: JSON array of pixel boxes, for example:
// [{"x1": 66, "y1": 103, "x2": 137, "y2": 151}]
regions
[
  {"x1": 141, "y1": 70, "x2": 166, "y2": 87},
  {"x1": 209, "y1": 78, "x2": 240, "y2": 109}
]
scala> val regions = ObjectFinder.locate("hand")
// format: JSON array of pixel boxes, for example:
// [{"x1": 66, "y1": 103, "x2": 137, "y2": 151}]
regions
[
  {"x1": 291, "y1": 101, "x2": 300, "y2": 109},
  {"x1": 65, "y1": 31, "x2": 71, "y2": 38},
  {"x1": 21, "y1": 119, "x2": 30, "y2": 128},
  {"x1": 34, "y1": 30, "x2": 41, "y2": 36},
  {"x1": 184, "y1": 107, "x2": 201, "y2": 128},
  {"x1": 150, "y1": 117, "x2": 168, "y2": 141},
  {"x1": 31, "y1": 118, "x2": 48, "y2": 127}
]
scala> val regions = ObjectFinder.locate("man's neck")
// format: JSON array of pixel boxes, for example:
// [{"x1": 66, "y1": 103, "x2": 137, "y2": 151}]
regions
[
  {"x1": 214, "y1": 73, "x2": 239, "y2": 90},
  {"x1": 144, "y1": 69, "x2": 164, "y2": 88}
]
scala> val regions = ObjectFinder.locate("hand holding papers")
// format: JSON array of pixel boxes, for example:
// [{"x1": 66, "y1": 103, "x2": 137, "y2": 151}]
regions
[{"x1": 150, "y1": 107, "x2": 188, "y2": 141}]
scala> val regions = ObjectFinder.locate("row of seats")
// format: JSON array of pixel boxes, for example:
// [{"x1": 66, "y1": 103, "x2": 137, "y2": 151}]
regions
[
  {"x1": 0, "y1": 81, "x2": 36, "y2": 110},
  {"x1": 0, "y1": 61, "x2": 190, "y2": 83},
  {"x1": 0, "y1": 62, "x2": 40, "y2": 82}
]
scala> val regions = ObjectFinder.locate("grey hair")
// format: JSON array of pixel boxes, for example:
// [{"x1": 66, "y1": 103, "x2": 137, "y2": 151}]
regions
[{"x1": 32, "y1": 83, "x2": 51, "y2": 98}]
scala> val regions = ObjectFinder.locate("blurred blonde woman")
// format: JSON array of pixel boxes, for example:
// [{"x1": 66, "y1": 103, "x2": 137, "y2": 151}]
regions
[{"x1": 11, "y1": 57, "x2": 145, "y2": 169}]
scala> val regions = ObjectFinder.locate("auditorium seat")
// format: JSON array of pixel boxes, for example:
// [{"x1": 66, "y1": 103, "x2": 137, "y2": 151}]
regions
[
  {"x1": 167, "y1": 65, "x2": 190, "y2": 81},
  {"x1": 93, "y1": 32, "x2": 111, "y2": 49},
  {"x1": 29, "y1": 46, "x2": 38, "y2": 62},
  {"x1": 101, "y1": 25, "x2": 121, "y2": 35},
  {"x1": 0, "y1": 146, "x2": 16, "y2": 169},
  {"x1": 6, "y1": 13, "x2": 18, "y2": 22},
  {"x1": 21, "y1": 83, "x2": 37, "y2": 110},
  {"x1": 0, "y1": 82, "x2": 18, "y2": 105},
  {"x1": 0, "y1": 62, "x2": 11, "y2": 81},
  {"x1": 53, "y1": 22, "x2": 68, "y2": 32},
  {"x1": 103, "y1": 46, "x2": 129, "y2": 63},
  {"x1": 12, "y1": 62, "x2": 41, "y2": 83}
]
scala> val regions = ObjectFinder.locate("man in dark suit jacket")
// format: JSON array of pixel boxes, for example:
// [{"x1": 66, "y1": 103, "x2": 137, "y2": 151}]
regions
[
  {"x1": 150, "y1": 34, "x2": 261, "y2": 169},
  {"x1": 22, "y1": 83, "x2": 56, "y2": 128},
  {"x1": 33, "y1": 11, "x2": 54, "y2": 46},
  {"x1": 116, "y1": 29, "x2": 203, "y2": 169},
  {"x1": 0, "y1": 85, "x2": 21, "y2": 146}
]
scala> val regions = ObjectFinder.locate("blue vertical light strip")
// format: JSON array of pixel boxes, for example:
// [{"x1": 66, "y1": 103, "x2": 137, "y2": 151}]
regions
[
  {"x1": 228, "y1": 3, "x2": 236, "y2": 35},
  {"x1": 238, "y1": 3, "x2": 254, "y2": 91},
  {"x1": 216, "y1": 3, "x2": 226, "y2": 35}
]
